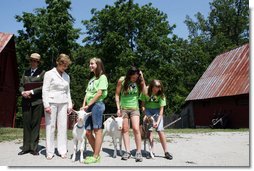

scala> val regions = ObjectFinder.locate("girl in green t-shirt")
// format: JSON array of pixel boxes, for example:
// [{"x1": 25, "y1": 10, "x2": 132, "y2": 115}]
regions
[
  {"x1": 81, "y1": 57, "x2": 108, "y2": 164},
  {"x1": 140, "y1": 80, "x2": 173, "y2": 160},
  {"x1": 115, "y1": 66, "x2": 146, "y2": 162}
]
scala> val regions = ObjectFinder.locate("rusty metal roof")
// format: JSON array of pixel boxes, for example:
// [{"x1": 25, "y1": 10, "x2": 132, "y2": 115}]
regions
[
  {"x1": 0, "y1": 32, "x2": 13, "y2": 53},
  {"x1": 186, "y1": 44, "x2": 249, "y2": 101}
]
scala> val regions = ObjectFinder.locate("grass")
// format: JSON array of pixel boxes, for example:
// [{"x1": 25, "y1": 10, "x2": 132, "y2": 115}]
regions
[
  {"x1": 0, "y1": 127, "x2": 249, "y2": 142},
  {"x1": 0, "y1": 128, "x2": 23, "y2": 142},
  {"x1": 0, "y1": 128, "x2": 73, "y2": 143}
]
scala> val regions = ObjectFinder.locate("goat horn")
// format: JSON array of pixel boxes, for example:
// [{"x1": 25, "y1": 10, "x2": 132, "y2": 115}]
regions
[{"x1": 111, "y1": 115, "x2": 115, "y2": 120}]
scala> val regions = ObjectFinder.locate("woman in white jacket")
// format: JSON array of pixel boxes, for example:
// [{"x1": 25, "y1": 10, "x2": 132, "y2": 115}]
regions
[{"x1": 42, "y1": 54, "x2": 72, "y2": 160}]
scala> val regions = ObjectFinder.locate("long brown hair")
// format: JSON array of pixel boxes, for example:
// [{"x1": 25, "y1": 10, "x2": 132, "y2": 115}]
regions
[
  {"x1": 123, "y1": 66, "x2": 142, "y2": 94},
  {"x1": 147, "y1": 80, "x2": 165, "y2": 98},
  {"x1": 90, "y1": 57, "x2": 106, "y2": 78}
]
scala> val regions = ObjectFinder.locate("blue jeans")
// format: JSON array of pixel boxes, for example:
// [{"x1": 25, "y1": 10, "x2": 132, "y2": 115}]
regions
[{"x1": 85, "y1": 101, "x2": 105, "y2": 130}]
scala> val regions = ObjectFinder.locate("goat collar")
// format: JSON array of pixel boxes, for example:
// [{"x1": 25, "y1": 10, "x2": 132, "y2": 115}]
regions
[{"x1": 76, "y1": 124, "x2": 85, "y2": 129}]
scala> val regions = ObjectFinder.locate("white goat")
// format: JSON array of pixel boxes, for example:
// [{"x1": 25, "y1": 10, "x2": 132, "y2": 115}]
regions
[
  {"x1": 103, "y1": 116, "x2": 123, "y2": 158},
  {"x1": 142, "y1": 115, "x2": 155, "y2": 159},
  {"x1": 71, "y1": 110, "x2": 91, "y2": 162}
]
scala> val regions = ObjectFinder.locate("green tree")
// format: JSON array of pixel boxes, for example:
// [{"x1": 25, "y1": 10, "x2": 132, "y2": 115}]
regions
[
  {"x1": 15, "y1": 0, "x2": 80, "y2": 72},
  {"x1": 82, "y1": 0, "x2": 176, "y2": 115},
  {"x1": 185, "y1": 0, "x2": 249, "y2": 57}
]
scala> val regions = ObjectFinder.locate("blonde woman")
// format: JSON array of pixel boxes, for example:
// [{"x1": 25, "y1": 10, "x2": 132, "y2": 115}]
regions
[
  {"x1": 42, "y1": 54, "x2": 73, "y2": 160},
  {"x1": 81, "y1": 57, "x2": 108, "y2": 164}
]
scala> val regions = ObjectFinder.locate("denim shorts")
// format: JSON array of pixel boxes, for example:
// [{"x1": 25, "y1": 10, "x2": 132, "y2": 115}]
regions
[
  {"x1": 145, "y1": 108, "x2": 164, "y2": 131},
  {"x1": 85, "y1": 101, "x2": 105, "y2": 130}
]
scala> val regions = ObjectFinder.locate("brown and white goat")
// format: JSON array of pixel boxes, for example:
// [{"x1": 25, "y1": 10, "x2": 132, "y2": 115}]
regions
[{"x1": 141, "y1": 115, "x2": 155, "y2": 159}]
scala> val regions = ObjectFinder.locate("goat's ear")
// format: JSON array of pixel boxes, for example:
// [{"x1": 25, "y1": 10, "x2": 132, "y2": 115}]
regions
[
  {"x1": 111, "y1": 115, "x2": 115, "y2": 121},
  {"x1": 72, "y1": 110, "x2": 78, "y2": 115},
  {"x1": 86, "y1": 112, "x2": 92, "y2": 115},
  {"x1": 121, "y1": 113, "x2": 127, "y2": 118}
]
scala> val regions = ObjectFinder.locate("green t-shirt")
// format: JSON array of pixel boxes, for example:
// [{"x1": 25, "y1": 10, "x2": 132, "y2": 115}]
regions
[
  {"x1": 86, "y1": 74, "x2": 108, "y2": 104},
  {"x1": 140, "y1": 93, "x2": 166, "y2": 109},
  {"x1": 120, "y1": 76, "x2": 140, "y2": 109}
]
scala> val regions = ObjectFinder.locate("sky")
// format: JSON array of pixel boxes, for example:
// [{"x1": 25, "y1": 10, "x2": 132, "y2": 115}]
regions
[{"x1": 0, "y1": 0, "x2": 214, "y2": 45}]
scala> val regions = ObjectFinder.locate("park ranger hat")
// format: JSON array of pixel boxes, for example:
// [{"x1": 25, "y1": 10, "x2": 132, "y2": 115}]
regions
[{"x1": 30, "y1": 53, "x2": 41, "y2": 61}]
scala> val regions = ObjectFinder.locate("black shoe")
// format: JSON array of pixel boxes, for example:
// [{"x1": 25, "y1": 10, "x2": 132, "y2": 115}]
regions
[
  {"x1": 30, "y1": 150, "x2": 39, "y2": 155},
  {"x1": 165, "y1": 152, "x2": 173, "y2": 160},
  {"x1": 18, "y1": 150, "x2": 30, "y2": 155}
]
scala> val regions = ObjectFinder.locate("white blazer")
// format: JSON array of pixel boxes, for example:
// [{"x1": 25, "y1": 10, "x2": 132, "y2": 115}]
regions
[{"x1": 42, "y1": 67, "x2": 72, "y2": 108}]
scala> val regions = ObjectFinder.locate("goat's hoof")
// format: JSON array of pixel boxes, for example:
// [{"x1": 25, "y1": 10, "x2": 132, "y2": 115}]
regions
[
  {"x1": 112, "y1": 155, "x2": 116, "y2": 158},
  {"x1": 72, "y1": 156, "x2": 76, "y2": 162}
]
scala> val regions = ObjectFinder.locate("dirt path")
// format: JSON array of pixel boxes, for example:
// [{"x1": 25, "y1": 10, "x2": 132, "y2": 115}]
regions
[{"x1": 0, "y1": 131, "x2": 249, "y2": 167}]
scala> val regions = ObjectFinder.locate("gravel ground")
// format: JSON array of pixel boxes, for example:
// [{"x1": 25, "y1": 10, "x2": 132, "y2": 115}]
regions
[{"x1": 0, "y1": 131, "x2": 249, "y2": 167}]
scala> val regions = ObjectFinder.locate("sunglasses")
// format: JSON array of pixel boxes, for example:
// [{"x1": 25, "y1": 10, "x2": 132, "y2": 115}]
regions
[{"x1": 59, "y1": 61, "x2": 69, "y2": 67}]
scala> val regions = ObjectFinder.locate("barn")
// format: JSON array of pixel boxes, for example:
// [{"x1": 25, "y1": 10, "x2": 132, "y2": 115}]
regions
[
  {"x1": 182, "y1": 44, "x2": 249, "y2": 128},
  {"x1": 0, "y1": 32, "x2": 19, "y2": 127}
]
